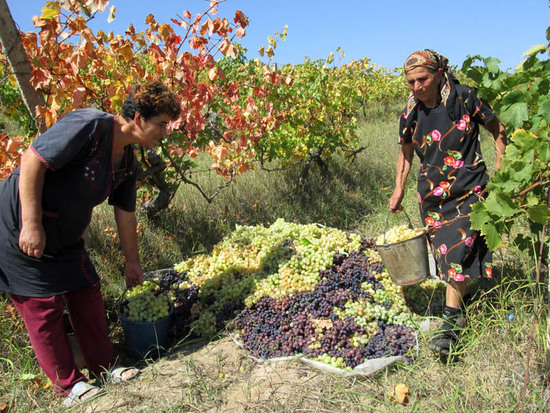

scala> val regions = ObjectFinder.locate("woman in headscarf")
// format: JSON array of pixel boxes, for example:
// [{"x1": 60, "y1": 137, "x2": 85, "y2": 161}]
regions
[{"x1": 389, "y1": 49, "x2": 507, "y2": 356}]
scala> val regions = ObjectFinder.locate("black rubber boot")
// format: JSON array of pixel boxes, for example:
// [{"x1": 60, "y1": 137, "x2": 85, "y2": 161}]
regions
[{"x1": 429, "y1": 306, "x2": 466, "y2": 356}]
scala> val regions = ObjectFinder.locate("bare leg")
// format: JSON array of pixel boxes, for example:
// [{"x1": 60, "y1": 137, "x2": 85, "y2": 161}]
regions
[{"x1": 446, "y1": 280, "x2": 468, "y2": 309}]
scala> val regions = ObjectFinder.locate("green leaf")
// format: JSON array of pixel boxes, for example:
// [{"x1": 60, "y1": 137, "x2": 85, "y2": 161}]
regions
[
  {"x1": 508, "y1": 159, "x2": 535, "y2": 183},
  {"x1": 18, "y1": 373, "x2": 39, "y2": 381},
  {"x1": 480, "y1": 222, "x2": 502, "y2": 250},
  {"x1": 470, "y1": 203, "x2": 491, "y2": 231},
  {"x1": 537, "y1": 96, "x2": 550, "y2": 125},
  {"x1": 537, "y1": 137, "x2": 550, "y2": 163},
  {"x1": 484, "y1": 57, "x2": 502, "y2": 73},
  {"x1": 483, "y1": 192, "x2": 517, "y2": 218},
  {"x1": 522, "y1": 44, "x2": 546, "y2": 58},
  {"x1": 40, "y1": 2, "x2": 61, "y2": 20},
  {"x1": 499, "y1": 101, "x2": 529, "y2": 129},
  {"x1": 526, "y1": 204, "x2": 550, "y2": 224},
  {"x1": 511, "y1": 129, "x2": 537, "y2": 151}
]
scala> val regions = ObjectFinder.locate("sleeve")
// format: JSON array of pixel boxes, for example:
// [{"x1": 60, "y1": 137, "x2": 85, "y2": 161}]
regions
[
  {"x1": 109, "y1": 174, "x2": 137, "y2": 212},
  {"x1": 30, "y1": 109, "x2": 103, "y2": 171},
  {"x1": 465, "y1": 87, "x2": 496, "y2": 126},
  {"x1": 109, "y1": 149, "x2": 138, "y2": 212},
  {"x1": 398, "y1": 110, "x2": 413, "y2": 145}
]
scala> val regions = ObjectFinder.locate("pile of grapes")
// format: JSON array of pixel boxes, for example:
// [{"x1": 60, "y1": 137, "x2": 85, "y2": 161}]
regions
[{"x1": 145, "y1": 219, "x2": 445, "y2": 370}]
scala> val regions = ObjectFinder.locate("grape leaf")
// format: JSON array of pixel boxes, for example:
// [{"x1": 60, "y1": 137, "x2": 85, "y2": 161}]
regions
[
  {"x1": 522, "y1": 44, "x2": 547, "y2": 57},
  {"x1": 526, "y1": 204, "x2": 550, "y2": 224},
  {"x1": 499, "y1": 100, "x2": 529, "y2": 129},
  {"x1": 470, "y1": 203, "x2": 491, "y2": 230},
  {"x1": 480, "y1": 222, "x2": 502, "y2": 250},
  {"x1": 483, "y1": 192, "x2": 517, "y2": 218},
  {"x1": 41, "y1": 2, "x2": 60, "y2": 20}
]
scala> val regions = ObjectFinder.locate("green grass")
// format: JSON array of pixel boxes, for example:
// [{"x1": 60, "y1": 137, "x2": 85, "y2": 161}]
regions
[{"x1": 1, "y1": 102, "x2": 549, "y2": 412}]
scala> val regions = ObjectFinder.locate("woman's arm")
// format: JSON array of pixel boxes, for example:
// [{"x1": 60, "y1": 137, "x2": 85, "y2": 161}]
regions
[
  {"x1": 114, "y1": 206, "x2": 143, "y2": 289},
  {"x1": 483, "y1": 117, "x2": 507, "y2": 171},
  {"x1": 389, "y1": 143, "x2": 414, "y2": 212},
  {"x1": 18, "y1": 149, "x2": 47, "y2": 258}
]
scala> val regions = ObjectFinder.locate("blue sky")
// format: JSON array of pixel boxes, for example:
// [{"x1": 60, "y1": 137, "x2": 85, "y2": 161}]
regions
[{"x1": 6, "y1": 0, "x2": 550, "y2": 71}]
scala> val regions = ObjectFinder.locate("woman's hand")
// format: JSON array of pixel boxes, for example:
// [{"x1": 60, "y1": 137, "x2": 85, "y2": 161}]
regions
[
  {"x1": 389, "y1": 189, "x2": 405, "y2": 213},
  {"x1": 19, "y1": 222, "x2": 46, "y2": 258},
  {"x1": 124, "y1": 262, "x2": 143, "y2": 289}
]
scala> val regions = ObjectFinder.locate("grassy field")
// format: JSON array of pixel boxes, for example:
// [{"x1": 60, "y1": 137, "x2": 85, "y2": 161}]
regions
[{"x1": 1, "y1": 102, "x2": 549, "y2": 412}]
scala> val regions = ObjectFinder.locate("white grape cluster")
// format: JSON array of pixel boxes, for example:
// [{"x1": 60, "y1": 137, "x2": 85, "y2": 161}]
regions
[
  {"x1": 121, "y1": 281, "x2": 171, "y2": 323},
  {"x1": 376, "y1": 224, "x2": 424, "y2": 246},
  {"x1": 173, "y1": 218, "x2": 362, "y2": 306}
]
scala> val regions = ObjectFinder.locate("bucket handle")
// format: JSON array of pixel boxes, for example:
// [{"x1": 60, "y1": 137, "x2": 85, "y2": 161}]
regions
[{"x1": 383, "y1": 209, "x2": 414, "y2": 245}]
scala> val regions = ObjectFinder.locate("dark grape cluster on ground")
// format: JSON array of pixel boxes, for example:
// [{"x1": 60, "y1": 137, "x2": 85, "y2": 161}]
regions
[{"x1": 233, "y1": 250, "x2": 417, "y2": 369}]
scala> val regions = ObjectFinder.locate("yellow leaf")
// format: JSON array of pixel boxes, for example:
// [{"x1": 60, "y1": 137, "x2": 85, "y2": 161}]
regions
[
  {"x1": 107, "y1": 6, "x2": 116, "y2": 23},
  {"x1": 119, "y1": 44, "x2": 134, "y2": 62},
  {"x1": 110, "y1": 94, "x2": 124, "y2": 112},
  {"x1": 394, "y1": 383, "x2": 409, "y2": 404},
  {"x1": 41, "y1": 1, "x2": 60, "y2": 20}
]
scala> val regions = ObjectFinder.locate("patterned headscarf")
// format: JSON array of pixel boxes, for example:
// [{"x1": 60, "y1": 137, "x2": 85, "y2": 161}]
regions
[{"x1": 402, "y1": 49, "x2": 459, "y2": 120}]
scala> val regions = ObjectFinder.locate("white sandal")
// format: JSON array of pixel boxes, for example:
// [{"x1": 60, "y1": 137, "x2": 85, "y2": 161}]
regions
[
  {"x1": 106, "y1": 365, "x2": 140, "y2": 383},
  {"x1": 63, "y1": 381, "x2": 105, "y2": 407}
]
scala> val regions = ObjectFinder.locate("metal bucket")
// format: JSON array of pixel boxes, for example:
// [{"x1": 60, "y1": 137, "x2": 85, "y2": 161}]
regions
[{"x1": 377, "y1": 211, "x2": 430, "y2": 286}]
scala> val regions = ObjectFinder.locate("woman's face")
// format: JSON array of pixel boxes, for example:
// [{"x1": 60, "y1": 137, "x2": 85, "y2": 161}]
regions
[
  {"x1": 405, "y1": 66, "x2": 443, "y2": 107},
  {"x1": 136, "y1": 113, "x2": 172, "y2": 147}
]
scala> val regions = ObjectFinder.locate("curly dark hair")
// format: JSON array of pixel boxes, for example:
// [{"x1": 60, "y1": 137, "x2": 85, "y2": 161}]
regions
[{"x1": 121, "y1": 81, "x2": 181, "y2": 121}]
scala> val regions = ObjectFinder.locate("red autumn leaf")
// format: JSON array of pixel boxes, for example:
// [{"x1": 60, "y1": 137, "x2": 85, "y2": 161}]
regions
[
  {"x1": 234, "y1": 10, "x2": 249, "y2": 28},
  {"x1": 72, "y1": 86, "x2": 87, "y2": 107}
]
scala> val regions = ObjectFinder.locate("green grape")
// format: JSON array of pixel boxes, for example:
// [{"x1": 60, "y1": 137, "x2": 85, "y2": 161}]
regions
[
  {"x1": 121, "y1": 282, "x2": 171, "y2": 323},
  {"x1": 376, "y1": 224, "x2": 424, "y2": 246}
]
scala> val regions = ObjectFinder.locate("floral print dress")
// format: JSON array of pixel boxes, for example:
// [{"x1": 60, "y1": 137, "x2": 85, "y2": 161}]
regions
[{"x1": 399, "y1": 84, "x2": 495, "y2": 283}]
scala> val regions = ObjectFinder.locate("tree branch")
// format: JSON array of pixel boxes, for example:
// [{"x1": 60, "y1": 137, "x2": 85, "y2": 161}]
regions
[
  {"x1": 0, "y1": 0, "x2": 46, "y2": 132},
  {"x1": 159, "y1": 141, "x2": 236, "y2": 204}
]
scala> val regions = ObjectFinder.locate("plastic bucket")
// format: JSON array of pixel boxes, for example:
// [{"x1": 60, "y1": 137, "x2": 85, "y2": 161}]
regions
[
  {"x1": 119, "y1": 302, "x2": 173, "y2": 359},
  {"x1": 377, "y1": 211, "x2": 430, "y2": 286}
]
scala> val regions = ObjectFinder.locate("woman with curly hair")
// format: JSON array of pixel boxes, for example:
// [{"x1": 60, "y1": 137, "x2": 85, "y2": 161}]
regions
[{"x1": 0, "y1": 81, "x2": 181, "y2": 406}]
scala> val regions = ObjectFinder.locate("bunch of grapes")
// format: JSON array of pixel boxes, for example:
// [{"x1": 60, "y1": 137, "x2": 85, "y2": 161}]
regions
[
  {"x1": 376, "y1": 224, "x2": 425, "y2": 246},
  {"x1": 121, "y1": 281, "x2": 172, "y2": 323}
]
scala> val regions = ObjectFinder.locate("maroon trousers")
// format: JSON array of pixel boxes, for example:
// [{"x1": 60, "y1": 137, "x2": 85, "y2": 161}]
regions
[{"x1": 10, "y1": 283, "x2": 114, "y2": 396}]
